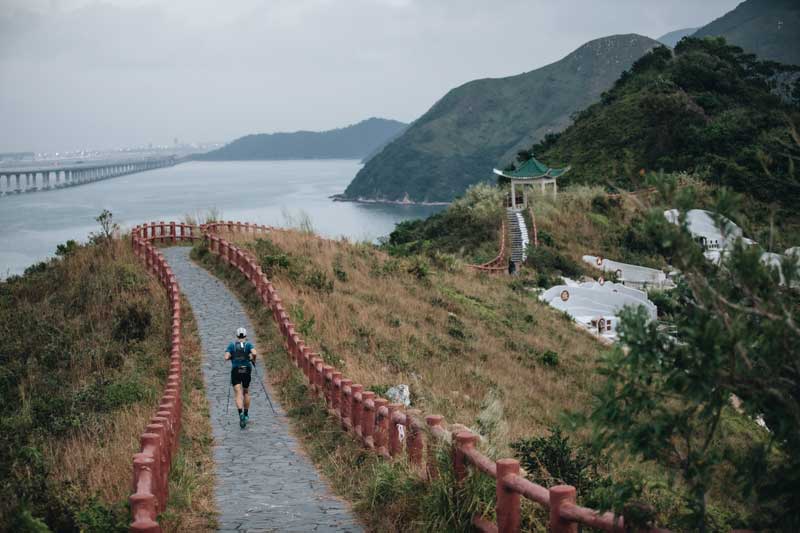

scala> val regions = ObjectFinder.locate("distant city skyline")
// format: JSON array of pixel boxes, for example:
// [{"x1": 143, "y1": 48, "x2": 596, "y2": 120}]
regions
[{"x1": 0, "y1": 0, "x2": 741, "y2": 153}]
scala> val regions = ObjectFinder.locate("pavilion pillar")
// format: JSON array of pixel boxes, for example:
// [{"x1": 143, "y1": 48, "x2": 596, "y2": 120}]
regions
[{"x1": 511, "y1": 181, "x2": 516, "y2": 210}]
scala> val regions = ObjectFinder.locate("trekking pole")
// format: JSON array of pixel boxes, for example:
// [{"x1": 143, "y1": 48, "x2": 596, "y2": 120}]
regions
[
  {"x1": 225, "y1": 381, "x2": 231, "y2": 419},
  {"x1": 251, "y1": 363, "x2": 277, "y2": 415}
]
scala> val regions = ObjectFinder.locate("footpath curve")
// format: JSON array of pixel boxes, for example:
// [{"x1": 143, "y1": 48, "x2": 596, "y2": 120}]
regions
[{"x1": 162, "y1": 246, "x2": 362, "y2": 532}]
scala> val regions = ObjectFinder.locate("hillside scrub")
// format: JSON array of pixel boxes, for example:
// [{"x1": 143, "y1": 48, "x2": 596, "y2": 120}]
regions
[
  {"x1": 531, "y1": 37, "x2": 800, "y2": 206},
  {"x1": 584, "y1": 183, "x2": 800, "y2": 530},
  {"x1": 0, "y1": 235, "x2": 215, "y2": 531},
  {"x1": 385, "y1": 183, "x2": 504, "y2": 263},
  {"x1": 0, "y1": 237, "x2": 167, "y2": 530}
]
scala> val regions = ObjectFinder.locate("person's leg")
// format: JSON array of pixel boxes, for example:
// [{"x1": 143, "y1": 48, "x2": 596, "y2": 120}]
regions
[
  {"x1": 234, "y1": 383, "x2": 244, "y2": 410},
  {"x1": 242, "y1": 368, "x2": 251, "y2": 418}
]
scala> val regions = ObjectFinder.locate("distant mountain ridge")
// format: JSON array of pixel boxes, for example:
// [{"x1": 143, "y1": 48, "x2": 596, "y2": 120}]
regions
[
  {"x1": 693, "y1": 0, "x2": 800, "y2": 65},
  {"x1": 657, "y1": 28, "x2": 698, "y2": 47},
  {"x1": 195, "y1": 117, "x2": 407, "y2": 161},
  {"x1": 343, "y1": 34, "x2": 661, "y2": 203}
]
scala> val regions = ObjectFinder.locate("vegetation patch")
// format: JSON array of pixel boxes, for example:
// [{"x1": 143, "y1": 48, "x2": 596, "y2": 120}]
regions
[{"x1": 0, "y1": 237, "x2": 170, "y2": 531}]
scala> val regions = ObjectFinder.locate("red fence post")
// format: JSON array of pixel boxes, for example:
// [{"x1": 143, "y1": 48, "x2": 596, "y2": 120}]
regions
[
  {"x1": 549, "y1": 485, "x2": 577, "y2": 533},
  {"x1": 453, "y1": 431, "x2": 479, "y2": 482},
  {"x1": 340, "y1": 379, "x2": 352, "y2": 431},
  {"x1": 322, "y1": 365, "x2": 334, "y2": 409},
  {"x1": 387, "y1": 403, "x2": 403, "y2": 457},
  {"x1": 374, "y1": 398, "x2": 389, "y2": 457},
  {"x1": 169, "y1": 221, "x2": 176, "y2": 244},
  {"x1": 406, "y1": 409, "x2": 423, "y2": 467},
  {"x1": 350, "y1": 384, "x2": 363, "y2": 435},
  {"x1": 331, "y1": 372, "x2": 342, "y2": 417},
  {"x1": 425, "y1": 415, "x2": 444, "y2": 479},
  {"x1": 496, "y1": 459, "x2": 521, "y2": 533},
  {"x1": 361, "y1": 391, "x2": 376, "y2": 448}
]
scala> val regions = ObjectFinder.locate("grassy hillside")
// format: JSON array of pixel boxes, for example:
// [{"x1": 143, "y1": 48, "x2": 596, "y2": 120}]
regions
[
  {"x1": 194, "y1": 117, "x2": 406, "y2": 161},
  {"x1": 194, "y1": 222, "x2": 772, "y2": 529},
  {"x1": 694, "y1": 0, "x2": 800, "y2": 65},
  {"x1": 532, "y1": 38, "x2": 800, "y2": 206},
  {"x1": 209, "y1": 228, "x2": 604, "y2": 445},
  {"x1": 0, "y1": 236, "x2": 215, "y2": 532},
  {"x1": 343, "y1": 34, "x2": 660, "y2": 203}
]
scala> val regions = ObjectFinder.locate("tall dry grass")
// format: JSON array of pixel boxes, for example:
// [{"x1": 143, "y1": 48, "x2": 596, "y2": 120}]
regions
[
  {"x1": 0, "y1": 235, "x2": 213, "y2": 530},
  {"x1": 222, "y1": 228, "x2": 607, "y2": 451}
]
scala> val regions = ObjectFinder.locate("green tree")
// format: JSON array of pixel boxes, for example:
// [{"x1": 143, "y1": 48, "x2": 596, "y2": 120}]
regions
[{"x1": 587, "y1": 178, "x2": 800, "y2": 530}]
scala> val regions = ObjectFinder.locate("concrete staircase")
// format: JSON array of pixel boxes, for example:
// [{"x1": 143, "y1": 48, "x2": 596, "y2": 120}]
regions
[{"x1": 506, "y1": 208, "x2": 529, "y2": 264}]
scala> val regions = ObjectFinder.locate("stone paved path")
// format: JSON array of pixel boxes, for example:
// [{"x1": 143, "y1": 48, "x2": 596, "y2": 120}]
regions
[{"x1": 163, "y1": 247, "x2": 363, "y2": 533}]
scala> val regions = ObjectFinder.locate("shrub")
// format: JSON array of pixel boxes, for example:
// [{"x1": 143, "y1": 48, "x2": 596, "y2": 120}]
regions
[
  {"x1": 55, "y1": 240, "x2": 79, "y2": 257},
  {"x1": 511, "y1": 427, "x2": 611, "y2": 507},
  {"x1": 333, "y1": 263, "x2": 348, "y2": 282},
  {"x1": 112, "y1": 302, "x2": 152, "y2": 342},
  {"x1": 406, "y1": 257, "x2": 430, "y2": 280},
  {"x1": 527, "y1": 246, "x2": 583, "y2": 278},
  {"x1": 305, "y1": 268, "x2": 333, "y2": 293},
  {"x1": 540, "y1": 350, "x2": 559, "y2": 366}
]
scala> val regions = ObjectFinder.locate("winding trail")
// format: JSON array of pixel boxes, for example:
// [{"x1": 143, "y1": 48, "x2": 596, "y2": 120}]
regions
[{"x1": 162, "y1": 247, "x2": 362, "y2": 533}]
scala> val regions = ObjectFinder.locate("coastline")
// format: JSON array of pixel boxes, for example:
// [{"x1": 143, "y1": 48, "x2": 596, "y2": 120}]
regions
[{"x1": 330, "y1": 193, "x2": 450, "y2": 207}]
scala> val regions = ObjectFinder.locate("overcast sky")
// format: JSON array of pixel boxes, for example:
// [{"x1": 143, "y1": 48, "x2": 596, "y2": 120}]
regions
[{"x1": 0, "y1": 0, "x2": 741, "y2": 153}]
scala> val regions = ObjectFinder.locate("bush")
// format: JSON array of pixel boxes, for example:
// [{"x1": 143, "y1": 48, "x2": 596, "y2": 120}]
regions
[
  {"x1": 540, "y1": 350, "x2": 559, "y2": 366},
  {"x1": 333, "y1": 263, "x2": 348, "y2": 282},
  {"x1": 511, "y1": 427, "x2": 611, "y2": 507},
  {"x1": 526, "y1": 247, "x2": 583, "y2": 278},
  {"x1": 55, "y1": 240, "x2": 79, "y2": 257},
  {"x1": 305, "y1": 269, "x2": 334, "y2": 293},
  {"x1": 112, "y1": 302, "x2": 152, "y2": 342},
  {"x1": 406, "y1": 257, "x2": 430, "y2": 281}
]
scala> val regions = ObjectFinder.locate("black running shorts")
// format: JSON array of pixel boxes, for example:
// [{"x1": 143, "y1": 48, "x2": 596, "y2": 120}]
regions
[{"x1": 231, "y1": 365, "x2": 252, "y2": 388}]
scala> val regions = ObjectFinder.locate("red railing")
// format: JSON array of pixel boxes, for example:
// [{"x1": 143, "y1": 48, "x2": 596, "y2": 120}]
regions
[
  {"x1": 126, "y1": 222, "x2": 199, "y2": 533},
  {"x1": 200, "y1": 221, "x2": 670, "y2": 532},
  {"x1": 467, "y1": 220, "x2": 507, "y2": 273}
]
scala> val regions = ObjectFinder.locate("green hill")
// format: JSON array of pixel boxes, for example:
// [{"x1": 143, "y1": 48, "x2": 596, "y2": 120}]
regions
[
  {"x1": 693, "y1": 0, "x2": 800, "y2": 65},
  {"x1": 342, "y1": 34, "x2": 661, "y2": 203},
  {"x1": 531, "y1": 38, "x2": 800, "y2": 205},
  {"x1": 194, "y1": 117, "x2": 407, "y2": 161}
]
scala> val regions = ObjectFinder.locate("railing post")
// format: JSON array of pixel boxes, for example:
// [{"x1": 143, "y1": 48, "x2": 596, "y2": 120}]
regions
[
  {"x1": 549, "y1": 485, "x2": 577, "y2": 533},
  {"x1": 340, "y1": 379, "x2": 353, "y2": 431},
  {"x1": 425, "y1": 415, "x2": 444, "y2": 479},
  {"x1": 322, "y1": 365, "x2": 334, "y2": 408},
  {"x1": 361, "y1": 391, "x2": 376, "y2": 448},
  {"x1": 406, "y1": 409, "x2": 423, "y2": 467},
  {"x1": 331, "y1": 371, "x2": 342, "y2": 417},
  {"x1": 169, "y1": 221, "x2": 176, "y2": 244},
  {"x1": 496, "y1": 459, "x2": 521, "y2": 533},
  {"x1": 350, "y1": 384, "x2": 363, "y2": 434},
  {"x1": 387, "y1": 403, "x2": 403, "y2": 457},
  {"x1": 453, "y1": 431, "x2": 479, "y2": 482},
  {"x1": 374, "y1": 398, "x2": 389, "y2": 457}
]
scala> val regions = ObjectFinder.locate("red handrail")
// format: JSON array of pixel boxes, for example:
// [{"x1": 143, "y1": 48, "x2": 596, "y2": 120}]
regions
[
  {"x1": 126, "y1": 224, "x2": 197, "y2": 533},
  {"x1": 467, "y1": 220, "x2": 507, "y2": 273}
]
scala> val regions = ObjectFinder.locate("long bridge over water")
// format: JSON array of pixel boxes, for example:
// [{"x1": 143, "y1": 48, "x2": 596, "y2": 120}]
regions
[{"x1": 0, "y1": 156, "x2": 180, "y2": 196}]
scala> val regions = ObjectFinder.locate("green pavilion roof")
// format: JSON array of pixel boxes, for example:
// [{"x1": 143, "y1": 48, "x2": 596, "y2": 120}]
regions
[{"x1": 493, "y1": 156, "x2": 570, "y2": 180}]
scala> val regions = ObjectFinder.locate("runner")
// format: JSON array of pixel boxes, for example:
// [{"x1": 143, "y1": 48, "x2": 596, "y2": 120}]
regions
[{"x1": 224, "y1": 327, "x2": 257, "y2": 428}]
